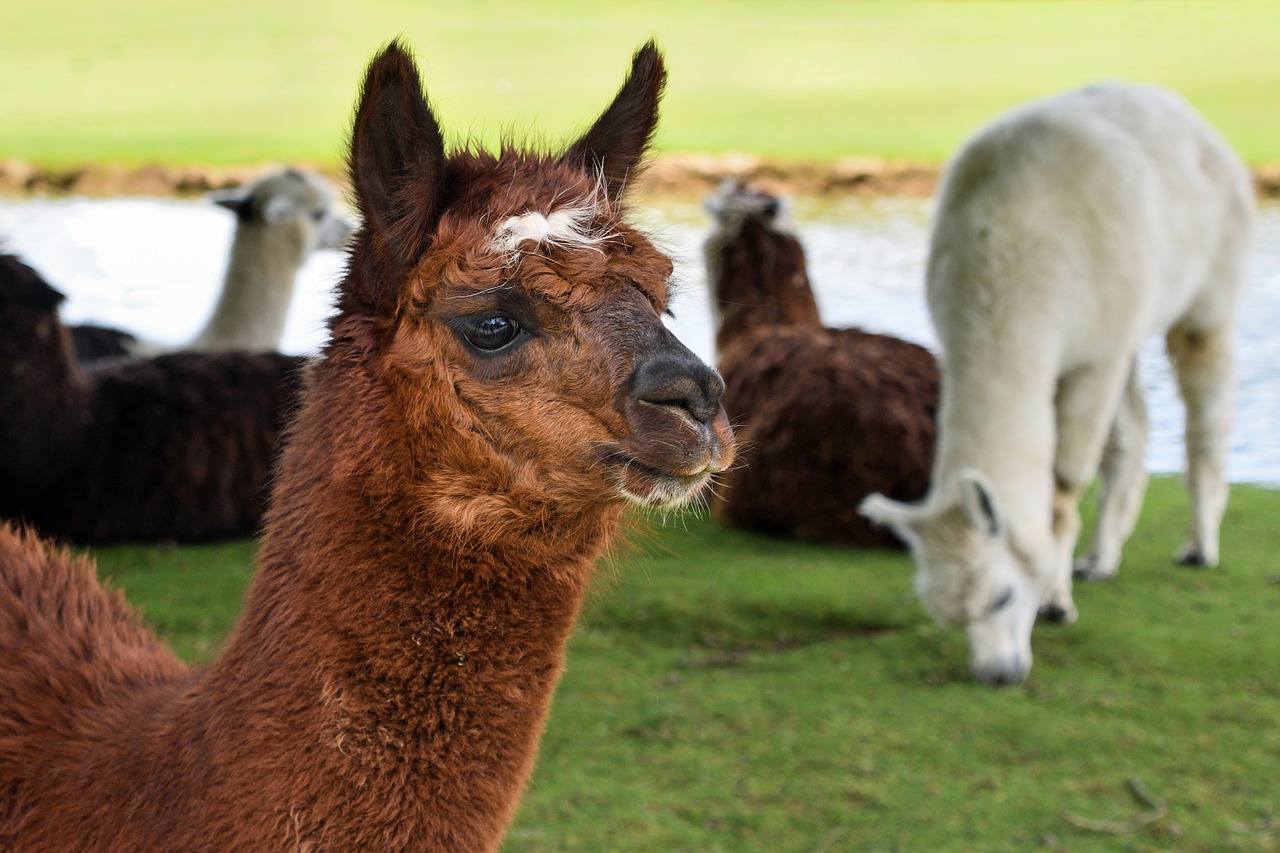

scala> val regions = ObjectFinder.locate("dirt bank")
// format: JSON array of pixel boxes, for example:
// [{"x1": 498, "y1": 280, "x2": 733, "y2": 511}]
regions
[{"x1": 3, "y1": 155, "x2": 1279, "y2": 199}]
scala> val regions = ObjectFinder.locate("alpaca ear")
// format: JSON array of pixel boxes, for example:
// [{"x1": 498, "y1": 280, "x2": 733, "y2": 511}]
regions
[
  {"x1": 349, "y1": 41, "x2": 447, "y2": 268},
  {"x1": 957, "y1": 469, "x2": 1002, "y2": 538},
  {"x1": 0, "y1": 254, "x2": 67, "y2": 312},
  {"x1": 209, "y1": 187, "x2": 249, "y2": 217},
  {"x1": 859, "y1": 493, "x2": 925, "y2": 544},
  {"x1": 560, "y1": 41, "x2": 666, "y2": 201}
]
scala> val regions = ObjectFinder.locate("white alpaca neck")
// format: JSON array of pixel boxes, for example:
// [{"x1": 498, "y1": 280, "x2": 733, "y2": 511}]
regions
[
  {"x1": 931, "y1": 350, "x2": 1057, "y2": 533},
  {"x1": 190, "y1": 221, "x2": 306, "y2": 352}
]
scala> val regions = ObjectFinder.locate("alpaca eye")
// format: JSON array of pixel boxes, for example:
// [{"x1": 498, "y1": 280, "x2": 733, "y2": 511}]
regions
[
  {"x1": 989, "y1": 588, "x2": 1014, "y2": 614},
  {"x1": 462, "y1": 315, "x2": 521, "y2": 351}
]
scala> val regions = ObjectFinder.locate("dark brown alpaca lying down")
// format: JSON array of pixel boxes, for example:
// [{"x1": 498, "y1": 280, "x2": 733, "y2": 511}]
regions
[
  {"x1": 0, "y1": 252, "x2": 303, "y2": 543},
  {"x1": 704, "y1": 180, "x2": 939, "y2": 547},
  {"x1": 0, "y1": 40, "x2": 733, "y2": 852}
]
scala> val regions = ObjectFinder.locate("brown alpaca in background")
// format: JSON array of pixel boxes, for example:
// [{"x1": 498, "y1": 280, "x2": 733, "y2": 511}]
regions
[
  {"x1": 0, "y1": 252, "x2": 303, "y2": 543},
  {"x1": 0, "y1": 40, "x2": 733, "y2": 851},
  {"x1": 705, "y1": 179, "x2": 937, "y2": 547}
]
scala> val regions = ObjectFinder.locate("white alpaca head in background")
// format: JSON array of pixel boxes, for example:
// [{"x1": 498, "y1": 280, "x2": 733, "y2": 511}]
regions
[
  {"x1": 209, "y1": 168, "x2": 351, "y2": 254},
  {"x1": 860, "y1": 472, "x2": 1052, "y2": 686}
]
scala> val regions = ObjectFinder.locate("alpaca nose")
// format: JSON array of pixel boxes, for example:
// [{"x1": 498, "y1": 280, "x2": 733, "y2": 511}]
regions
[
  {"x1": 631, "y1": 351, "x2": 725, "y2": 426},
  {"x1": 971, "y1": 654, "x2": 1030, "y2": 687}
]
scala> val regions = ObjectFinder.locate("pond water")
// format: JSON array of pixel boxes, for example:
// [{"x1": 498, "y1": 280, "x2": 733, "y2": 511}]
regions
[{"x1": 1, "y1": 195, "x2": 1277, "y2": 485}]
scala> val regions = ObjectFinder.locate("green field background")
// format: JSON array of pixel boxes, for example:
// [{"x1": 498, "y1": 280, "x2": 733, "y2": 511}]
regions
[
  {"x1": 7, "y1": 4, "x2": 1279, "y2": 849},
  {"x1": 3, "y1": 0, "x2": 1280, "y2": 168}
]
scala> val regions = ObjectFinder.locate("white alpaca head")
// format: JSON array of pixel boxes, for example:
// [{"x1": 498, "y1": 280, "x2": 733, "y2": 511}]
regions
[
  {"x1": 210, "y1": 168, "x2": 353, "y2": 253},
  {"x1": 859, "y1": 470, "x2": 1050, "y2": 686}
]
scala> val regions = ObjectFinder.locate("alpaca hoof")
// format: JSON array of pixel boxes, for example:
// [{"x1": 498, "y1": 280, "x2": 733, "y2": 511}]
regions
[
  {"x1": 1175, "y1": 546, "x2": 1215, "y2": 568},
  {"x1": 1073, "y1": 556, "x2": 1117, "y2": 582},
  {"x1": 1037, "y1": 601, "x2": 1078, "y2": 625}
]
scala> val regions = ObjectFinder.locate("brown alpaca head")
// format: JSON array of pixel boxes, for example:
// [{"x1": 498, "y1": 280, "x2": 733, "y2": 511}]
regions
[
  {"x1": 0, "y1": 253, "x2": 70, "y2": 359},
  {"x1": 325, "y1": 42, "x2": 735, "y2": 546},
  {"x1": 0, "y1": 255, "x2": 86, "y2": 486},
  {"x1": 703, "y1": 179, "x2": 822, "y2": 352}
]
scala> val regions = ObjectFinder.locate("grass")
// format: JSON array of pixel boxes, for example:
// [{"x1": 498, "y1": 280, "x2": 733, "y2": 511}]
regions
[
  {"x1": 3, "y1": 1, "x2": 1280, "y2": 167},
  {"x1": 91, "y1": 476, "x2": 1280, "y2": 852},
  {"x1": 17, "y1": 4, "x2": 1277, "y2": 847}
]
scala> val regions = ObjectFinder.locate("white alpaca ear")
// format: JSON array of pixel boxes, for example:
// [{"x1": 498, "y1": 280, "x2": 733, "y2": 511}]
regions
[
  {"x1": 209, "y1": 187, "x2": 249, "y2": 215},
  {"x1": 957, "y1": 469, "x2": 1002, "y2": 538},
  {"x1": 859, "y1": 493, "x2": 924, "y2": 542}
]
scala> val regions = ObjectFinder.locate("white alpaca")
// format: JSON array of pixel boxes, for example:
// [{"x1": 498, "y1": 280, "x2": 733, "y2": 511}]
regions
[
  {"x1": 191, "y1": 168, "x2": 351, "y2": 351},
  {"x1": 860, "y1": 82, "x2": 1254, "y2": 686},
  {"x1": 72, "y1": 169, "x2": 353, "y2": 360}
]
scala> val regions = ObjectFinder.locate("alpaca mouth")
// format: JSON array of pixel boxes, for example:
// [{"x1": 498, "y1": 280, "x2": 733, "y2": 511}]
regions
[
  {"x1": 611, "y1": 455, "x2": 715, "y2": 508},
  {"x1": 606, "y1": 399, "x2": 735, "y2": 508}
]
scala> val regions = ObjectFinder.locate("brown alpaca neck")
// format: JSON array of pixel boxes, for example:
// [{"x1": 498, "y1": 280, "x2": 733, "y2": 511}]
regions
[
  {"x1": 713, "y1": 222, "x2": 821, "y2": 355},
  {"x1": 189, "y1": 331, "x2": 618, "y2": 850}
]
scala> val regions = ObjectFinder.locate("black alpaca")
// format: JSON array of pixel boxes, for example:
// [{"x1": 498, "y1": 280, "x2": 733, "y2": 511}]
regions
[{"x1": 0, "y1": 252, "x2": 303, "y2": 543}]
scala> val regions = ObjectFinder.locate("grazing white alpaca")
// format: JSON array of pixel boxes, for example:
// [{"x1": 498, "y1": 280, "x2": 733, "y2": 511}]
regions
[
  {"x1": 860, "y1": 82, "x2": 1253, "y2": 686},
  {"x1": 191, "y1": 168, "x2": 352, "y2": 351}
]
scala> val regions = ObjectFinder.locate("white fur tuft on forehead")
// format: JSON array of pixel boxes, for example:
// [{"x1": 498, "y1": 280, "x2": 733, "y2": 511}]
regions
[{"x1": 488, "y1": 204, "x2": 616, "y2": 258}]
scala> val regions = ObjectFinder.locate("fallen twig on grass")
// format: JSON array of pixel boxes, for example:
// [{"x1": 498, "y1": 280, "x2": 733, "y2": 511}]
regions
[
  {"x1": 810, "y1": 826, "x2": 848, "y2": 853},
  {"x1": 1229, "y1": 812, "x2": 1276, "y2": 835},
  {"x1": 1062, "y1": 776, "x2": 1168, "y2": 834}
]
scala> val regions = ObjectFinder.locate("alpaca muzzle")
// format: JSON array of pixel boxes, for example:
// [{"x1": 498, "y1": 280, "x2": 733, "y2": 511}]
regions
[{"x1": 615, "y1": 346, "x2": 735, "y2": 506}]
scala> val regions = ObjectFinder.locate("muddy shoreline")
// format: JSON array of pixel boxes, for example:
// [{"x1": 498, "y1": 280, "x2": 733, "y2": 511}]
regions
[{"x1": 3, "y1": 155, "x2": 1279, "y2": 200}]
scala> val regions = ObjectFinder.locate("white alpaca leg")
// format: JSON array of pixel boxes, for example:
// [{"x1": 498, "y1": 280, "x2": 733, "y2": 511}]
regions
[
  {"x1": 1041, "y1": 362, "x2": 1132, "y2": 622},
  {"x1": 1168, "y1": 324, "x2": 1234, "y2": 566},
  {"x1": 1076, "y1": 362, "x2": 1150, "y2": 580},
  {"x1": 1044, "y1": 488, "x2": 1081, "y2": 624}
]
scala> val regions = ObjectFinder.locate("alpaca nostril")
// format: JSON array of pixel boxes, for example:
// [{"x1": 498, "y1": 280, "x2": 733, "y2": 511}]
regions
[{"x1": 632, "y1": 354, "x2": 724, "y2": 426}]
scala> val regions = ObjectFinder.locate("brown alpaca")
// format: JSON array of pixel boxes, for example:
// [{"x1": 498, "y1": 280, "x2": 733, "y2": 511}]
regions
[
  {"x1": 0, "y1": 252, "x2": 303, "y2": 543},
  {"x1": 0, "y1": 41, "x2": 733, "y2": 852},
  {"x1": 705, "y1": 180, "x2": 937, "y2": 547}
]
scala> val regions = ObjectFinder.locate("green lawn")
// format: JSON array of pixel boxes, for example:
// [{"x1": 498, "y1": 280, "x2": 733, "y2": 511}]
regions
[
  {"x1": 93, "y1": 477, "x2": 1280, "y2": 852},
  {"x1": 3, "y1": 1, "x2": 1280, "y2": 167}
]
